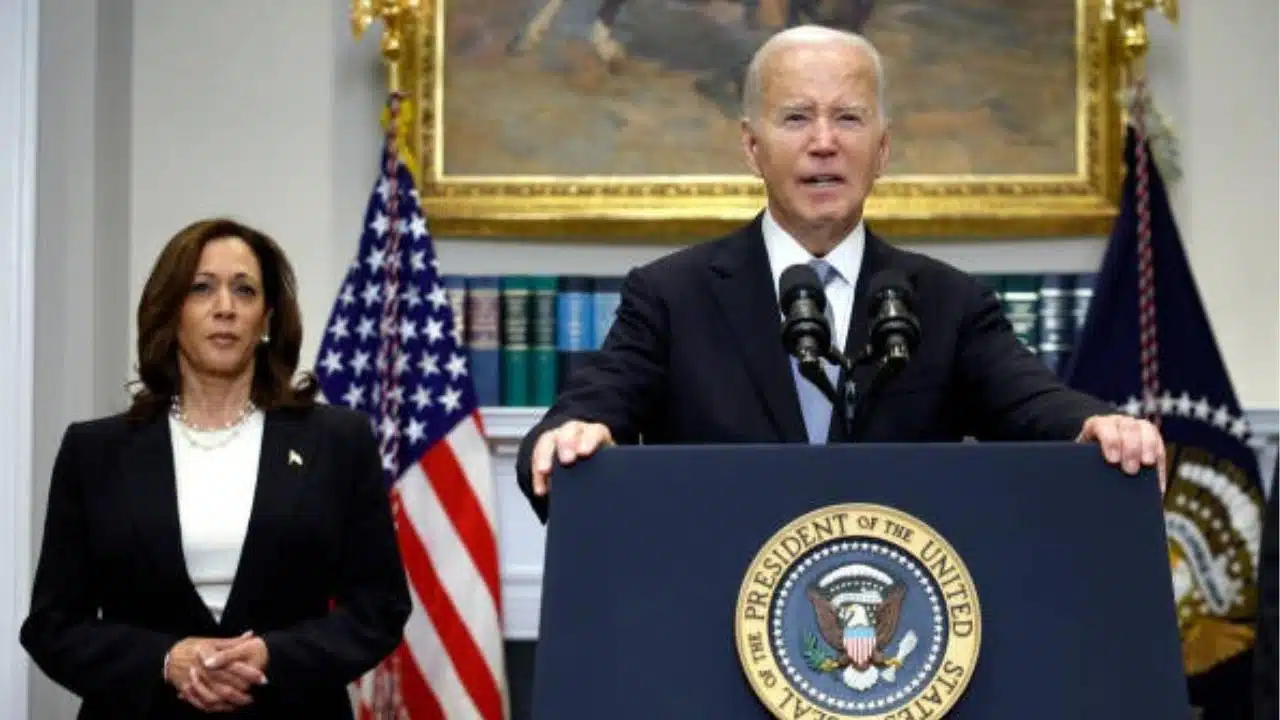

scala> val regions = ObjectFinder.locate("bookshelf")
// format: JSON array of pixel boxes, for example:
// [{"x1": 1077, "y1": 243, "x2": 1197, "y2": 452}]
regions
[{"x1": 448, "y1": 271, "x2": 1097, "y2": 407}]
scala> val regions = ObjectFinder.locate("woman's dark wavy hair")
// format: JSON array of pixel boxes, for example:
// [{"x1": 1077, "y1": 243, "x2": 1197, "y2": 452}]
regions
[{"x1": 126, "y1": 217, "x2": 318, "y2": 423}]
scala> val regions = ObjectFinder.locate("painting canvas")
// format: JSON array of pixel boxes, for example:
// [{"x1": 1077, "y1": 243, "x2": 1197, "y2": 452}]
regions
[{"x1": 410, "y1": 0, "x2": 1123, "y2": 239}]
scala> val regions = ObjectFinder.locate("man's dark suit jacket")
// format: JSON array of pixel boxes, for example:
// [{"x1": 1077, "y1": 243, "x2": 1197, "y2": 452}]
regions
[
  {"x1": 20, "y1": 403, "x2": 412, "y2": 719},
  {"x1": 516, "y1": 215, "x2": 1113, "y2": 523}
]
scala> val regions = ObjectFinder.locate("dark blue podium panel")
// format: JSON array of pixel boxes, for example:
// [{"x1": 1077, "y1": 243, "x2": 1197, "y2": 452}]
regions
[{"x1": 532, "y1": 442, "x2": 1189, "y2": 719}]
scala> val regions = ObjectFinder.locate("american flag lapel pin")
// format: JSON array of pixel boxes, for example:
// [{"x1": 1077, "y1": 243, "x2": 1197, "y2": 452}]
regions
[{"x1": 288, "y1": 450, "x2": 303, "y2": 467}]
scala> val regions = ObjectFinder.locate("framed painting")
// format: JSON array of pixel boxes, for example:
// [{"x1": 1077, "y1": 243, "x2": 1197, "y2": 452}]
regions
[{"x1": 406, "y1": 0, "x2": 1124, "y2": 241}]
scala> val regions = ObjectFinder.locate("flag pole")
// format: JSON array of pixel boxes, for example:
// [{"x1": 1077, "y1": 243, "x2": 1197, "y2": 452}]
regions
[
  {"x1": 1102, "y1": 0, "x2": 1179, "y2": 133},
  {"x1": 353, "y1": 0, "x2": 422, "y2": 186},
  {"x1": 1101, "y1": 0, "x2": 1179, "y2": 427},
  {"x1": 349, "y1": 4, "x2": 423, "y2": 717}
]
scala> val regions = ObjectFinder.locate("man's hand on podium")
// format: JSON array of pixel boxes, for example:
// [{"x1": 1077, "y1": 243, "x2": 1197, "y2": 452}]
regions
[
  {"x1": 531, "y1": 420, "x2": 615, "y2": 497},
  {"x1": 1075, "y1": 414, "x2": 1167, "y2": 494}
]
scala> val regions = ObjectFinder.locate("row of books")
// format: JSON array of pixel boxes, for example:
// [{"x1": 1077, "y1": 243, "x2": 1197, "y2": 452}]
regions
[
  {"x1": 442, "y1": 272, "x2": 1096, "y2": 409},
  {"x1": 975, "y1": 272, "x2": 1096, "y2": 382}
]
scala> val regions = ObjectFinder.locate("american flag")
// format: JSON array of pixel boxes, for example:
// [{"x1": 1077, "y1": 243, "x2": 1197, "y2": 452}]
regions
[{"x1": 316, "y1": 123, "x2": 508, "y2": 719}]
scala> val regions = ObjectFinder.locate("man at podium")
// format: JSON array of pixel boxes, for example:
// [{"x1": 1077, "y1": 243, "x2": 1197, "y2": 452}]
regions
[{"x1": 515, "y1": 25, "x2": 1165, "y2": 525}]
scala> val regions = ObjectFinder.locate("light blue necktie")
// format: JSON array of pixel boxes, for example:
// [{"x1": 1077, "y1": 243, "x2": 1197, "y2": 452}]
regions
[{"x1": 790, "y1": 259, "x2": 841, "y2": 444}]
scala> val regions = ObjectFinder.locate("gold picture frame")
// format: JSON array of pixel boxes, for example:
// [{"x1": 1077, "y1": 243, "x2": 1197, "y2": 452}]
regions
[{"x1": 405, "y1": 0, "x2": 1126, "y2": 241}]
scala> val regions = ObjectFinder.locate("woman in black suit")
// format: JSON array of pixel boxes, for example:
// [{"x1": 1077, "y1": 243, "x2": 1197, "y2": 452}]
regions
[{"x1": 21, "y1": 218, "x2": 412, "y2": 718}]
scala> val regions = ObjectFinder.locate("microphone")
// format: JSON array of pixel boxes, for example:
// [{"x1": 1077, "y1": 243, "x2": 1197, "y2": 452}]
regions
[
  {"x1": 838, "y1": 270, "x2": 921, "y2": 442},
  {"x1": 778, "y1": 264, "x2": 856, "y2": 421},
  {"x1": 779, "y1": 264, "x2": 832, "y2": 367},
  {"x1": 864, "y1": 269, "x2": 921, "y2": 380}
]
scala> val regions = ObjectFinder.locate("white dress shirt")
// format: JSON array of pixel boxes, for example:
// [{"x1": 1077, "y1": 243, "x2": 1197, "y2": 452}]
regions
[
  {"x1": 761, "y1": 208, "x2": 866, "y2": 352},
  {"x1": 168, "y1": 411, "x2": 264, "y2": 623}
]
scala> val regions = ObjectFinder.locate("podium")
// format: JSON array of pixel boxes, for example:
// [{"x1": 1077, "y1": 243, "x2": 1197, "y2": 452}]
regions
[{"x1": 531, "y1": 442, "x2": 1190, "y2": 719}]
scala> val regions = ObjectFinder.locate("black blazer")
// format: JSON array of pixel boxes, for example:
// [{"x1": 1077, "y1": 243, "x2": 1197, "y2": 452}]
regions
[
  {"x1": 516, "y1": 215, "x2": 1113, "y2": 523},
  {"x1": 21, "y1": 403, "x2": 412, "y2": 719}
]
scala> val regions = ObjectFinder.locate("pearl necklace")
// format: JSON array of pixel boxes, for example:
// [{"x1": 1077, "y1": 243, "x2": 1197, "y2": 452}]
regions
[{"x1": 170, "y1": 396, "x2": 258, "y2": 451}]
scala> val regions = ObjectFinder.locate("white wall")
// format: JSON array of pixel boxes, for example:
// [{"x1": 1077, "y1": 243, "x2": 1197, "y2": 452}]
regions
[
  {"x1": 0, "y1": 0, "x2": 38, "y2": 715},
  {"x1": 1144, "y1": 4, "x2": 1279, "y2": 411},
  {"x1": 1169, "y1": 2, "x2": 1278, "y2": 410},
  {"x1": 129, "y1": 0, "x2": 342, "y2": 371},
  {"x1": 22, "y1": 0, "x2": 1278, "y2": 716},
  {"x1": 28, "y1": 0, "x2": 133, "y2": 716}
]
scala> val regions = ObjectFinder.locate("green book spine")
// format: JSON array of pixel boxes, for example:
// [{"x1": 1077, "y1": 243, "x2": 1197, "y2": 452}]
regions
[
  {"x1": 500, "y1": 275, "x2": 532, "y2": 406},
  {"x1": 529, "y1": 275, "x2": 559, "y2": 407}
]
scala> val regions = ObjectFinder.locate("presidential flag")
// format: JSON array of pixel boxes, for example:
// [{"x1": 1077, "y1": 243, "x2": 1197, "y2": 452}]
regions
[
  {"x1": 316, "y1": 106, "x2": 508, "y2": 719},
  {"x1": 1064, "y1": 120, "x2": 1266, "y2": 718}
]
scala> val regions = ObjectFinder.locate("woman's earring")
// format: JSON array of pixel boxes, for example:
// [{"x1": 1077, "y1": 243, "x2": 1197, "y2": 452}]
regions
[{"x1": 261, "y1": 331, "x2": 270, "y2": 344}]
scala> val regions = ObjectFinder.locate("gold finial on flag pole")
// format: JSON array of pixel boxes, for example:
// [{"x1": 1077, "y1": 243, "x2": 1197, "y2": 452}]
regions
[
  {"x1": 1101, "y1": 0, "x2": 1182, "y2": 181},
  {"x1": 351, "y1": 0, "x2": 422, "y2": 94},
  {"x1": 1102, "y1": 0, "x2": 1178, "y2": 76}
]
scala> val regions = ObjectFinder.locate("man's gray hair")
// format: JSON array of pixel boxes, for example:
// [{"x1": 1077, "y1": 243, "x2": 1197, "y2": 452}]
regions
[{"x1": 741, "y1": 25, "x2": 889, "y2": 125}]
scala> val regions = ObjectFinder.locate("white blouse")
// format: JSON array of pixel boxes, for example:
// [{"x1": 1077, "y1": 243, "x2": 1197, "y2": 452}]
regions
[{"x1": 168, "y1": 411, "x2": 264, "y2": 623}]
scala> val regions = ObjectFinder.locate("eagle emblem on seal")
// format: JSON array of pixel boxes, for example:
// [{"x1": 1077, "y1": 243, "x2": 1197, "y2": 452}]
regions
[{"x1": 802, "y1": 563, "x2": 919, "y2": 691}]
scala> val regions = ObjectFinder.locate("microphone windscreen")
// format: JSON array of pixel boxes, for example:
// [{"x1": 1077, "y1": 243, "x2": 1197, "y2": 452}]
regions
[
  {"x1": 867, "y1": 269, "x2": 913, "y2": 302},
  {"x1": 779, "y1": 264, "x2": 825, "y2": 312}
]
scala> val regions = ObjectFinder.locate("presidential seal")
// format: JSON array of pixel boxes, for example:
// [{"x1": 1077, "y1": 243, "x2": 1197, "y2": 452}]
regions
[
  {"x1": 735, "y1": 504, "x2": 980, "y2": 720},
  {"x1": 1118, "y1": 392, "x2": 1268, "y2": 677}
]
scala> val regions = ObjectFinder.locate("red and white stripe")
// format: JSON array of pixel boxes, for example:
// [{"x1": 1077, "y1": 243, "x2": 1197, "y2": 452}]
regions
[
  {"x1": 356, "y1": 410, "x2": 508, "y2": 719},
  {"x1": 845, "y1": 636, "x2": 876, "y2": 666}
]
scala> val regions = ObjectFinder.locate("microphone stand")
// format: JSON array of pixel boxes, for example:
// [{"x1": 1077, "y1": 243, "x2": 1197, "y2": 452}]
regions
[
  {"x1": 792, "y1": 293, "x2": 920, "y2": 441},
  {"x1": 798, "y1": 341, "x2": 909, "y2": 441},
  {"x1": 796, "y1": 345, "x2": 872, "y2": 441},
  {"x1": 833, "y1": 346, "x2": 873, "y2": 441}
]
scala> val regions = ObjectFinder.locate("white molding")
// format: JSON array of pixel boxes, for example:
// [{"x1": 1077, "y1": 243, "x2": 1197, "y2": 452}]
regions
[
  {"x1": 0, "y1": 0, "x2": 38, "y2": 712},
  {"x1": 480, "y1": 405, "x2": 1280, "y2": 641},
  {"x1": 482, "y1": 407, "x2": 543, "y2": 444},
  {"x1": 498, "y1": 566, "x2": 546, "y2": 642}
]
